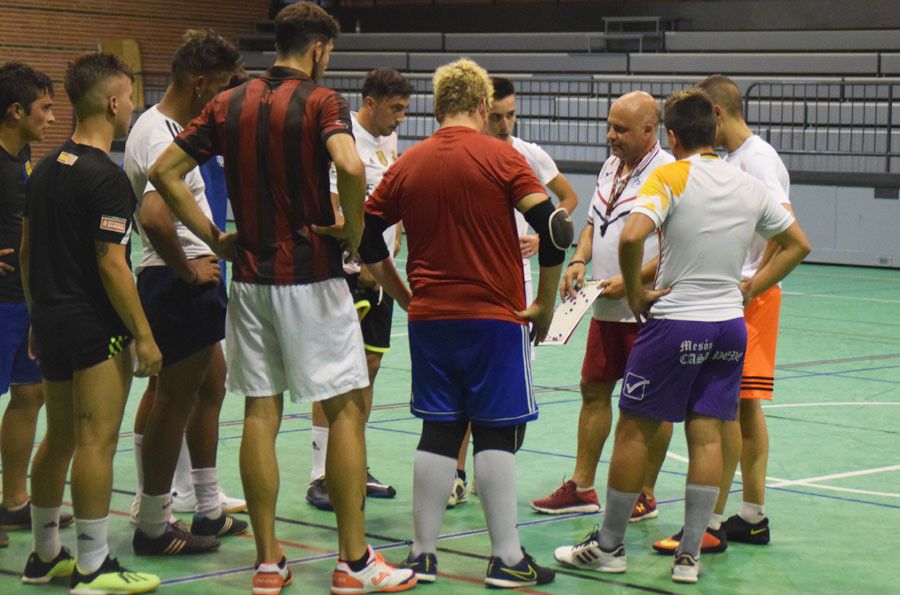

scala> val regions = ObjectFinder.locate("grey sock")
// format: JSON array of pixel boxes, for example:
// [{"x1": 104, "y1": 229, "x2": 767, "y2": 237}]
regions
[
  {"x1": 474, "y1": 449, "x2": 522, "y2": 566},
  {"x1": 679, "y1": 483, "x2": 720, "y2": 558},
  {"x1": 598, "y1": 487, "x2": 640, "y2": 551},
  {"x1": 411, "y1": 450, "x2": 456, "y2": 557}
]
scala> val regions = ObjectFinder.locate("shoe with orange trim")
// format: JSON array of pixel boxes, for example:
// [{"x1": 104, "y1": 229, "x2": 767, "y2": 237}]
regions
[
  {"x1": 629, "y1": 492, "x2": 658, "y2": 522},
  {"x1": 252, "y1": 556, "x2": 293, "y2": 595},
  {"x1": 331, "y1": 545, "x2": 417, "y2": 594},
  {"x1": 652, "y1": 526, "x2": 727, "y2": 554}
]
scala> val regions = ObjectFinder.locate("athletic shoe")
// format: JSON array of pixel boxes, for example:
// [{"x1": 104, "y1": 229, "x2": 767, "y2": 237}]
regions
[
  {"x1": 401, "y1": 552, "x2": 437, "y2": 583},
  {"x1": 366, "y1": 470, "x2": 396, "y2": 499},
  {"x1": 69, "y1": 556, "x2": 160, "y2": 594},
  {"x1": 722, "y1": 514, "x2": 771, "y2": 545},
  {"x1": 191, "y1": 513, "x2": 248, "y2": 537},
  {"x1": 652, "y1": 526, "x2": 727, "y2": 554},
  {"x1": 0, "y1": 501, "x2": 74, "y2": 531},
  {"x1": 553, "y1": 529, "x2": 626, "y2": 573},
  {"x1": 253, "y1": 556, "x2": 293, "y2": 595},
  {"x1": 0, "y1": 527, "x2": 7, "y2": 548},
  {"x1": 129, "y1": 494, "x2": 187, "y2": 529},
  {"x1": 484, "y1": 549, "x2": 555, "y2": 588},
  {"x1": 671, "y1": 552, "x2": 701, "y2": 584},
  {"x1": 171, "y1": 487, "x2": 245, "y2": 513},
  {"x1": 22, "y1": 546, "x2": 76, "y2": 584},
  {"x1": 306, "y1": 476, "x2": 334, "y2": 511},
  {"x1": 629, "y1": 492, "x2": 658, "y2": 522},
  {"x1": 447, "y1": 477, "x2": 468, "y2": 508},
  {"x1": 219, "y1": 488, "x2": 248, "y2": 514},
  {"x1": 133, "y1": 523, "x2": 220, "y2": 555},
  {"x1": 331, "y1": 545, "x2": 417, "y2": 594},
  {"x1": 530, "y1": 480, "x2": 600, "y2": 515}
]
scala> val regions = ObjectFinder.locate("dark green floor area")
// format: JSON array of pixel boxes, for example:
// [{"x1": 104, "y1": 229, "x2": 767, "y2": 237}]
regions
[{"x1": 2, "y1": 263, "x2": 899, "y2": 594}]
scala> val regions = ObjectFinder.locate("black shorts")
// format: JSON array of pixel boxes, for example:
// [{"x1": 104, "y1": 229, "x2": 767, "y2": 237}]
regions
[
  {"x1": 31, "y1": 306, "x2": 131, "y2": 382},
  {"x1": 137, "y1": 266, "x2": 226, "y2": 367},
  {"x1": 346, "y1": 273, "x2": 393, "y2": 353}
]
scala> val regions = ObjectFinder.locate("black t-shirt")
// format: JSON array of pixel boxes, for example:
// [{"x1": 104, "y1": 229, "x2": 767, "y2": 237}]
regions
[
  {"x1": 25, "y1": 140, "x2": 135, "y2": 324},
  {"x1": 0, "y1": 143, "x2": 31, "y2": 303}
]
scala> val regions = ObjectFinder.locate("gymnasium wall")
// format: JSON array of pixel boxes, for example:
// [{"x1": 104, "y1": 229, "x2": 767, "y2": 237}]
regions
[{"x1": 0, "y1": 0, "x2": 268, "y2": 158}]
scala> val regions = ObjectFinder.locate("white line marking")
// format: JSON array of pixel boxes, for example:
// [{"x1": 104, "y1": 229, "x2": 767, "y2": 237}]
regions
[
  {"x1": 390, "y1": 331, "x2": 408, "y2": 338},
  {"x1": 766, "y1": 464, "x2": 900, "y2": 488},
  {"x1": 792, "y1": 483, "x2": 900, "y2": 499},
  {"x1": 762, "y1": 401, "x2": 900, "y2": 409}
]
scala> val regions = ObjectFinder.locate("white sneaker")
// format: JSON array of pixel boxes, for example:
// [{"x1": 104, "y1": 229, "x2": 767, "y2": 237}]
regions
[
  {"x1": 446, "y1": 477, "x2": 468, "y2": 508},
  {"x1": 219, "y1": 487, "x2": 247, "y2": 513},
  {"x1": 171, "y1": 487, "x2": 247, "y2": 514},
  {"x1": 553, "y1": 530, "x2": 626, "y2": 573},
  {"x1": 330, "y1": 545, "x2": 417, "y2": 594},
  {"x1": 672, "y1": 552, "x2": 701, "y2": 584}
]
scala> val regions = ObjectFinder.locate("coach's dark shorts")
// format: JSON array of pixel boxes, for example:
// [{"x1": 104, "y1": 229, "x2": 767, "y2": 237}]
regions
[
  {"x1": 138, "y1": 266, "x2": 226, "y2": 367},
  {"x1": 346, "y1": 273, "x2": 393, "y2": 353},
  {"x1": 31, "y1": 306, "x2": 132, "y2": 382}
]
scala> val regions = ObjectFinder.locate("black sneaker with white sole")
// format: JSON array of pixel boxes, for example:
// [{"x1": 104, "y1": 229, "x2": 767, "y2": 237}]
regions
[
  {"x1": 401, "y1": 552, "x2": 437, "y2": 583},
  {"x1": 484, "y1": 549, "x2": 555, "y2": 588},
  {"x1": 366, "y1": 469, "x2": 397, "y2": 498}
]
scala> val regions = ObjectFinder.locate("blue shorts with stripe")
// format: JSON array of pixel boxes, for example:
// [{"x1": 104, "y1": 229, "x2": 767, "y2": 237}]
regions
[
  {"x1": 408, "y1": 318, "x2": 537, "y2": 427},
  {"x1": 0, "y1": 302, "x2": 42, "y2": 395}
]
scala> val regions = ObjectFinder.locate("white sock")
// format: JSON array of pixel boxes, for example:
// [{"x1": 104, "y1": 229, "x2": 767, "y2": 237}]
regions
[
  {"x1": 138, "y1": 493, "x2": 171, "y2": 539},
  {"x1": 474, "y1": 449, "x2": 523, "y2": 566},
  {"x1": 576, "y1": 485, "x2": 594, "y2": 493},
  {"x1": 310, "y1": 425, "x2": 328, "y2": 481},
  {"x1": 74, "y1": 517, "x2": 109, "y2": 574},
  {"x1": 411, "y1": 450, "x2": 456, "y2": 557},
  {"x1": 172, "y1": 435, "x2": 194, "y2": 500},
  {"x1": 708, "y1": 512, "x2": 723, "y2": 530},
  {"x1": 31, "y1": 505, "x2": 62, "y2": 562},
  {"x1": 192, "y1": 467, "x2": 222, "y2": 520},
  {"x1": 739, "y1": 501, "x2": 766, "y2": 524},
  {"x1": 133, "y1": 433, "x2": 144, "y2": 496}
]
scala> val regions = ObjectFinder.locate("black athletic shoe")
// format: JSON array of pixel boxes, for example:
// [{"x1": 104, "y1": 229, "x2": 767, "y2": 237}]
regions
[
  {"x1": 401, "y1": 552, "x2": 438, "y2": 583},
  {"x1": 306, "y1": 477, "x2": 333, "y2": 511},
  {"x1": 0, "y1": 501, "x2": 74, "y2": 531},
  {"x1": 133, "y1": 523, "x2": 220, "y2": 555},
  {"x1": 366, "y1": 469, "x2": 397, "y2": 499},
  {"x1": 484, "y1": 549, "x2": 555, "y2": 588},
  {"x1": 191, "y1": 513, "x2": 248, "y2": 537},
  {"x1": 22, "y1": 546, "x2": 76, "y2": 584},
  {"x1": 722, "y1": 514, "x2": 771, "y2": 545}
]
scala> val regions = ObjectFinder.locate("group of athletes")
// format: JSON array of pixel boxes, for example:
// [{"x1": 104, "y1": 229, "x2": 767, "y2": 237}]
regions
[{"x1": 0, "y1": 1, "x2": 812, "y2": 593}]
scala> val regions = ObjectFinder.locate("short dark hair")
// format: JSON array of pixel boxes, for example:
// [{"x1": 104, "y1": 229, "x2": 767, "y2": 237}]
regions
[
  {"x1": 65, "y1": 52, "x2": 134, "y2": 115},
  {"x1": 275, "y1": 2, "x2": 340, "y2": 57},
  {"x1": 0, "y1": 62, "x2": 53, "y2": 120},
  {"x1": 362, "y1": 68, "x2": 414, "y2": 100},
  {"x1": 664, "y1": 89, "x2": 717, "y2": 150},
  {"x1": 491, "y1": 76, "x2": 516, "y2": 102},
  {"x1": 171, "y1": 29, "x2": 242, "y2": 84},
  {"x1": 697, "y1": 74, "x2": 743, "y2": 118}
]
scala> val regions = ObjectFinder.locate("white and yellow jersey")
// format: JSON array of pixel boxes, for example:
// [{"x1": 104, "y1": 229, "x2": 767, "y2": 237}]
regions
[{"x1": 632, "y1": 153, "x2": 794, "y2": 322}]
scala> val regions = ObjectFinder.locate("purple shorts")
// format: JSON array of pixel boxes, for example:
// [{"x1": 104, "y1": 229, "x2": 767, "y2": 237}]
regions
[{"x1": 618, "y1": 317, "x2": 747, "y2": 422}]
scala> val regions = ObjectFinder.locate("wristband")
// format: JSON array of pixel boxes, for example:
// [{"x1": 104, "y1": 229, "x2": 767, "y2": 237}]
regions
[{"x1": 567, "y1": 259, "x2": 585, "y2": 267}]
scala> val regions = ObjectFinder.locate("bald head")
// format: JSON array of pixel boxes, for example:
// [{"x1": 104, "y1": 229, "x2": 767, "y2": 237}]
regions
[{"x1": 607, "y1": 91, "x2": 660, "y2": 166}]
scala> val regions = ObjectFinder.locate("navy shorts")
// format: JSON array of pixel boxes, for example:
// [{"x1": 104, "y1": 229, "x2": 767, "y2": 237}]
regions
[
  {"x1": 137, "y1": 266, "x2": 226, "y2": 367},
  {"x1": 408, "y1": 318, "x2": 537, "y2": 427},
  {"x1": 618, "y1": 317, "x2": 747, "y2": 423},
  {"x1": 0, "y1": 302, "x2": 42, "y2": 394},
  {"x1": 346, "y1": 273, "x2": 393, "y2": 353}
]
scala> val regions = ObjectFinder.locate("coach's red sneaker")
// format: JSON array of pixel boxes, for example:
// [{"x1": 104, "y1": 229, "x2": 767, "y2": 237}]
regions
[
  {"x1": 630, "y1": 492, "x2": 658, "y2": 522},
  {"x1": 530, "y1": 480, "x2": 600, "y2": 515}
]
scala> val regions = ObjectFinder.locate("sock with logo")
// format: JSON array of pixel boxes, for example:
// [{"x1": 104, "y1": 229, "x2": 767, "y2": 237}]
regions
[
  {"x1": 171, "y1": 435, "x2": 194, "y2": 502},
  {"x1": 679, "y1": 484, "x2": 720, "y2": 558},
  {"x1": 411, "y1": 450, "x2": 455, "y2": 558},
  {"x1": 74, "y1": 517, "x2": 109, "y2": 575},
  {"x1": 31, "y1": 505, "x2": 62, "y2": 562},
  {"x1": 192, "y1": 467, "x2": 222, "y2": 520},
  {"x1": 310, "y1": 426, "x2": 328, "y2": 482},
  {"x1": 137, "y1": 492, "x2": 171, "y2": 539},
  {"x1": 598, "y1": 487, "x2": 640, "y2": 551},
  {"x1": 474, "y1": 449, "x2": 523, "y2": 566},
  {"x1": 739, "y1": 501, "x2": 766, "y2": 524}
]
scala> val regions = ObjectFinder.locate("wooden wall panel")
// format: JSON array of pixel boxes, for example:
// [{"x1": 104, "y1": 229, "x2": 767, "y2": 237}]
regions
[{"x1": 0, "y1": 0, "x2": 268, "y2": 157}]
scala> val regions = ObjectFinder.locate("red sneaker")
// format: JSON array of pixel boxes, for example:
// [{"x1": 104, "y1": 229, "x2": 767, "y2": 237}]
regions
[
  {"x1": 630, "y1": 492, "x2": 658, "y2": 522},
  {"x1": 530, "y1": 480, "x2": 600, "y2": 514}
]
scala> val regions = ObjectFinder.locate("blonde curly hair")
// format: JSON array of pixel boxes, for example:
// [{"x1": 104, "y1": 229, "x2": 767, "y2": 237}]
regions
[{"x1": 432, "y1": 58, "x2": 493, "y2": 121}]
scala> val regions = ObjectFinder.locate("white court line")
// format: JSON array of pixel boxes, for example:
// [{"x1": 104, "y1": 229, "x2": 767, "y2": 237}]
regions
[
  {"x1": 390, "y1": 331, "x2": 408, "y2": 338},
  {"x1": 762, "y1": 401, "x2": 900, "y2": 409},
  {"x1": 782, "y1": 291, "x2": 900, "y2": 305},
  {"x1": 793, "y1": 483, "x2": 900, "y2": 499}
]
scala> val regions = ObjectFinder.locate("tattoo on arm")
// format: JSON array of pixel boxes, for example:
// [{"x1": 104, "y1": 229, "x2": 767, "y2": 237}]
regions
[{"x1": 95, "y1": 243, "x2": 109, "y2": 257}]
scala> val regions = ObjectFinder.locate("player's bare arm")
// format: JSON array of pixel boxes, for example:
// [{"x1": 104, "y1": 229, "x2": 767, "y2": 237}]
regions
[
  {"x1": 546, "y1": 173, "x2": 579, "y2": 215},
  {"x1": 313, "y1": 134, "x2": 366, "y2": 251},
  {"x1": 517, "y1": 192, "x2": 565, "y2": 343},
  {"x1": 0, "y1": 247, "x2": 13, "y2": 277},
  {"x1": 619, "y1": 212, "x2": 670, "y2": 322},
  {"x1": 148, "y1": 142, "x2": 235, "y2": 261},
  {"x1": 752, "y1": 203, "x2": 796, "y2": 276},
  {"x1": 358, "y1": 211, "x2": 412, "y2": 309},
  {"x1": 561, "y1": 223, "x2": 593, "y2": 300},
  {"x1": 741, "y1": 220, "x2": 810, "y2": 305}
]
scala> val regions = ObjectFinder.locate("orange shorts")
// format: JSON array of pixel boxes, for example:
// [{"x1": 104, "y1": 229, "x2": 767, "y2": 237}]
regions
[{"x1": 740, "y1": 285, "x2": 782, "y2": 399}]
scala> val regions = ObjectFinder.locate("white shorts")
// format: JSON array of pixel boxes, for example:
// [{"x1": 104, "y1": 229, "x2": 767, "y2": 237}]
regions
[{"x1": 226, "y1": 279, "x2": 369, "y2": 403}]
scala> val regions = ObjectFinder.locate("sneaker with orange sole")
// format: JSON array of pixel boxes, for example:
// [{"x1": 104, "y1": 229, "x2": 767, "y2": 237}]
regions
[
  {"x1": 629, "y1": 493, "x2": 658, "y2": 522},
  {"x1": 253, "y1": 556, "x2": 293, "y2": 595},
  {"x1": 331, "y1": 545, "x2": 417, "y2": 594},
  {"x1": 530, "y1": 480, "x2": 600, "y2": 515},
  {"x1": 652, "y1": 526, "x2": 727, "y2": 554}
]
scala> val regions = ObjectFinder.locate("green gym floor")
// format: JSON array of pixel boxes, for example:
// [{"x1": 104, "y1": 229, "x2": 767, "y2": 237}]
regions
[{"x1": 2, "y1": 257, "x2": 899, "y2": 594}]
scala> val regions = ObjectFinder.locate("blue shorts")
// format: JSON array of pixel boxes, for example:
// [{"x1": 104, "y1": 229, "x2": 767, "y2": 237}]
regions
[
  {"x1": 618, "y1": 317, "x2": 747, "y2": 423},
  {"x1": 408, "y1": 318, "x2": 537, "y2": 427},
  {"x1": 0, "y1": 302, "x2": 42, "y2": 395}
]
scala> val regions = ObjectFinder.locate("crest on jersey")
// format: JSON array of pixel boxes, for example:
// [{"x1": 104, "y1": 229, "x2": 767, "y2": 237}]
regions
[
  {"x1": 99, "y1": 215, "x2": 128, "y2": 234},
  {"x1": 375, "y1": 150, "x2": 388, "y2": 167},
  {"x1": 57, "y1": 152, "x2": 78, "y2": 166}
]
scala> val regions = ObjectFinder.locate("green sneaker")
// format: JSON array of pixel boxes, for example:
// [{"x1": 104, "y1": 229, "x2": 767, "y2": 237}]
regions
[
  {"x1": 70, "y1": 556, "x2": 160, "y2": 594},
  {"x1": 22, "y1": 546, "x2": 76, "y2": 583}
]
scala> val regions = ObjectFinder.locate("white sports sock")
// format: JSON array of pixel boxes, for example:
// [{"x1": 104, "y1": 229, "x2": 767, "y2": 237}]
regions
[
  {"x1": 171, "y1": 435, "x2": 194, "y2": 500},
  {"x1": 474, "y1": 450, "x2": 523, "y2": 567},
  {"x1": 411, "y1": 450, "x2": 456, "y2": 557},
  {"x1": 74, "y1": 517, "x2": 109, "y2": 575},
  {"x1": 310, "y1": 425, "x2": 328, "y2": 482},
  {"x1": 133, "y1": 433, "x2": 144, "y2": 495},
  {"x1": 708, "y1": 512, "x2": 723, "y2": 530},
  {"x1": 192, "y1": 467, "x2": 222, "y2": 520},
  {"x1": 739, "y1": 501, "x2": 766, "y2": 524},
  {"x1": 31, "y1": 505, "x2": 62, "y2": 562},
  {"x1": 576, "y1": 484, "x2": 594, "y2": 493},
  {"x1": 137, "y1": 493, "x2": 171, "y2": 539}
]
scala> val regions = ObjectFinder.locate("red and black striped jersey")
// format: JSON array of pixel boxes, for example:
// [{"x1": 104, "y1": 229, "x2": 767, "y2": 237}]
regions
[{"x1": 176, "y1": 66, "x2": 353, "y2": 285}]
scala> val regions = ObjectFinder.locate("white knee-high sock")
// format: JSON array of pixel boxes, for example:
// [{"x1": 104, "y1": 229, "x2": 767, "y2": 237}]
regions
[
  {"x1": 171, "y1": 435, "x2": 194, "y2": 500},
  {"x1": 31, "y1": 505, "x2": 62, "y2": 562},
  {"x1": 411, "y1": 450, "x2": 456, "y2": 557},
  {"x1": 474, "y1": 450, "x2": 522, "y2": 566},
  {"x1": 310, "y1": 426, "x2": 328, "y2": 481}
]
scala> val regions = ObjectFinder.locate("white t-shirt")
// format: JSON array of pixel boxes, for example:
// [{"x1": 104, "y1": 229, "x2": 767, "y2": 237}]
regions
[
  {"x1": 329, "y1": 112, "x2": 399, "y2": 275},
  {"x1": 124, "y1": 106, "x2": 214, "y2": 273},
  {"x1": 632, "y1": 154, "x2": 794, "y2": 322},
  {"x1": 725, "y1": 135, "x2": 791, "y2": 279},
  {"x1": 510, "y1": 136, "x2": 560, "y2": 283},
  {"x1": 587, "y1": 143, "x2": 674, "y2": 322}
]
